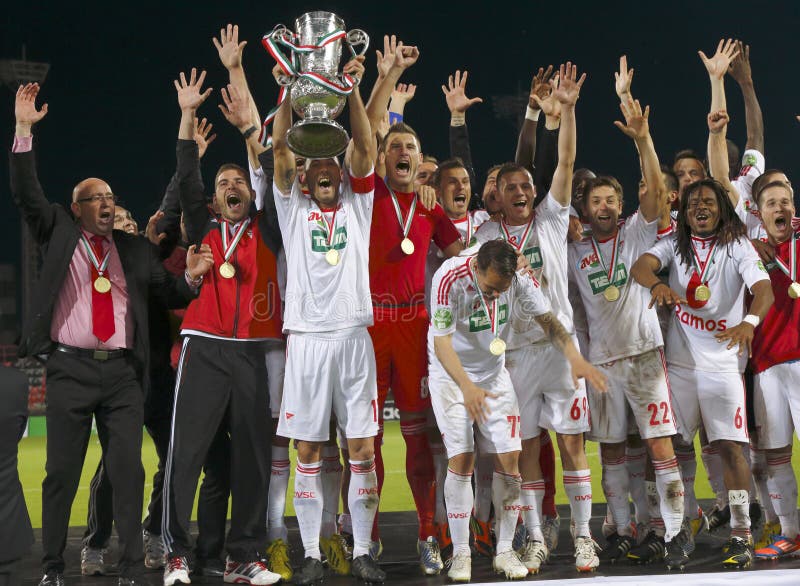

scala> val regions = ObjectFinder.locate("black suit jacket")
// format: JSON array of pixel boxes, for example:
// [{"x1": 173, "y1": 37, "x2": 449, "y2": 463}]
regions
[
  {"x1": 9, "y1": 149, "x2": 194, "y2": 392},
  {"x1": 0, "y1": 366, "x2": 34, "y2": 563}
]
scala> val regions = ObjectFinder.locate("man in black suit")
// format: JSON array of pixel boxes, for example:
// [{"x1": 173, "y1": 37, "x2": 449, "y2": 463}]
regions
[
  {"x1": 0, "y1": 365, "x2": 35, "y2": 586},
  {"x1": 9, "y1": 83, "x2": 213, "y2": 586}
]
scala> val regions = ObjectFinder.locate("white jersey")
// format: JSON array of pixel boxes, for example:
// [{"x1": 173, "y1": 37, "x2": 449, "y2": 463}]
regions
[
  {"x1": 472, "y1": 192, "x2": 571, "y2": 348},
  {"x1": 568, "y1": 211, "x2": 663, "y2": 364},
  {"x1": 273, "y1": 170, "x2": 375, "y2": 333},
  {"x1": 731, "y1": 148, "x2": 765, "y2": 211},
  {"x1": 428, "y1": 255, "x2": 550, "y2": 385},
  {"x1": 735, "y1": 196, "x2": 766, "y2": 240},
  {"x1": 647, "y1": 234, "x2": 769, "y2": 373}
]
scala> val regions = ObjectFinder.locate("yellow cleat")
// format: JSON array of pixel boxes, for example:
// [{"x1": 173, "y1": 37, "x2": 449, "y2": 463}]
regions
[
  {"x1": 320, "y1": 534, "x2": 351, "y2": 575},
  {"x1": 266, "y1": 538, "x2": 293, "y2": 581},
  {"x1": 755, "y1": 521, "x2": 782, "y2": 551}
]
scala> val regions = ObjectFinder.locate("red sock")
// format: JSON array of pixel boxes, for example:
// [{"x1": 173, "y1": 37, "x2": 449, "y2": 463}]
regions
[
  {"x1": 539, "y1": 431, "x2": 557, "y2": 517},
  {"x1": 401, "y1": 418, "x2": 437, "y2": 539},
  {"x1": 371, "y1": 423, "x2": 384, "y2": 541}
]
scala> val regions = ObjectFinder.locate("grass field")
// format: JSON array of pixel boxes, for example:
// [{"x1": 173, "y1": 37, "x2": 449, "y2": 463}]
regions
[{"x1": 18, "y1": 421, "x2": 800, "y2": 528}]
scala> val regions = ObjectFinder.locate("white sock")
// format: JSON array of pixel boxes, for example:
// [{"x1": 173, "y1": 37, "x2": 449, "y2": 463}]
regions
[
  {"x1": 626, "y1": 446, "x2": 649, "y2": 525},
  {"x1": 268, "y1": 445, "x2": 290, "y2": 542},
  {"x1": 729, "y1": 489, "x2": 751, "y2": 538},
  {"x1": 646, "y1": 480, "x2": 666, "y2": 537},
  {"x1": 473, "y1": 451, "x2": 494, "y2": 523},
  {"x1": 751, "y1": 448, "x2": 776, "y2": 521},
  {"x1": 321, "y1": 445, "x2": 343, "y2": 539},
  {"x1": 676, "y1": 447, "x2": 699, "y2": 517},
  {"x1": 294, "y1": 461, "x2": 323, "y2": 559},
  {"x1": 564, "y1": 469, "x2": 592, "y2": 538},
  {"x1": 653, "y1": 457, "x2": 684, "y2": 542},
  {"x1": 348, "y1": 459, "x2": 378, "y2": 558},
  {"x1": 701, "y1": 445, "x2": 728, "y2": 508},
  {"x1": 431, "y1": 442, "x2": 448, "y2": 526},
  {"x1": 767, "y1": 454, "x2": 799, "y2": 538},
  {"x1": 602, "y1": 455, "x2": 632, "y2": 536},
  {"x1": 445, "y1": 468, "x2": 474, "y2": 556},
  {"x1": 521, "y1": 480, "x2": 545, "y2": 543},
  {"x1": 492, "y1": 471, "x2": 522, "y2": 554}
]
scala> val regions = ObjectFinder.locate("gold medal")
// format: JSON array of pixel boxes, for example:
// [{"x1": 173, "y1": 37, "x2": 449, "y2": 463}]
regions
[
  {"x1": 401, "y1": 237, "x2": 415, "y2": 255},
  {"x1": 603, "y1": 284, "x2": 620, "y2": 302},
  {"x1": 694, "y1": 284, "x2": 711, "y2": 301},
  {"x1": 489, "y1": 337, "x2": 506, "y2": 356},
  {"x1": 789, "y1": 282, "x2": 800, "y2": 299},
  {"x1": 219, "y1": 262, "x2": 236, "y2": 279},
  {"x1": 325, "y1": 249, "x2": 340, "y2": 266},
  {"x1": 93, "y1": 276, "x2": 111, "y2": 294}
]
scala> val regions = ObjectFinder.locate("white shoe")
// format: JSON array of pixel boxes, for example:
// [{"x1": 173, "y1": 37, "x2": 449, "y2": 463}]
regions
[
  {"x1": 492, "y1": 550, "x2": 528, "y2": 579},
  {"x1": 447, "y1": 553, "x2": 471, "y2": 582},
  {"x1": 519, "y1": 539, "x2": 548, "y2": 574},
  {"x1": 574, "y1": 536, "x2": 599, "y2": 572},
  {"x1": 223, "y1": 559, "x2": 281, "y2": 585},
  {"x1": 163, "y1": 556, "x2": 191, "y2": 586}
]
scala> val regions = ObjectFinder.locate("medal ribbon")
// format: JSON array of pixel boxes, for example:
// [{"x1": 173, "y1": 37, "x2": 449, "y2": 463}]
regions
[
  {"x1": 772, "y1": 231, "x2": 797, "y2": 282},
  {"x1": 386, "y1": 182, "x2": 417, "y2": 241},
  {"x1": 500, "y1": 216, "x2": 534, "y2": 252},
  {"x1": 318, "y1": 205, "x2": 339, "y2": 249},
  {"x1": 470, "y1": 261, "x2": 499, "y2": 339},
  {"x1": 221, "y1": 218, "x2": 251, "y2": 263},
  {"x1": 465, "y1": 213, "x2": 473, "y2": 244},
  {"x1": 689, "y1": 237, "x2": 718, "y2": 285},
  {"x1": 79, "y1": 234, "x2": 111, "y2": 276},
  {"x1": 590, "y1": 232, "x2": 619, "y2": 288}
]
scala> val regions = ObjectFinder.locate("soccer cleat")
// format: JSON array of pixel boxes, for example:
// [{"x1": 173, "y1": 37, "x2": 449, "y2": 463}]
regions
[
  {"x1": 493, "y1": 550, "x2": 528, "y2": 579},
  {"x1": 755, "y1": 535, "x2": 800, "y2": 560},
  {"x1": 292, "y1": 557, "x2": 324, "y2": 586},
  {"x1": 417, "y1": 536, "x2": 444, "y2": 575},
  {"x1": 470, "y1": 516, "x2": 494, "y2": 557},
  {"x1": 679, "y1": 519, "x2": 696, "y2": 556},
  {"x1": 351, "y1": 554, "x2": 386, "y2": 584},
  {"x1": 600, "y1": 532, "x2": 634, "y2": 563},
  {"x1": 320, "y1": 534, "x2": 350, "y2": 575},
  {"x1": 163, "y1": 556, "x2": 191, "y2": 586},
  {"x1": 447, "y1": 553, "x2": 471, "y2": 582},
  {"x1": 601, "y1": 512, "x2": 616, "y2": 539},
  {"x1": 541, "y1": 514, "x2": 560, "y2": 555},
  {"x1": 81, "y1": 545, "x2": 108, "y2": 576},
  {"x1": 721, "y1": 536, "x2": 753, "y2": 569},
  {"x1": 368, "y1": 539, "x2": 383, "y2": 561},
  {"x1": 755, "y1": 521, "x2": 783, "y2": 551},
  {"x1": 707, "y1": 504, "x2": 731, "y2": 532},
  {"x1": 519, "y1": 539, "x2": 548, "y2": 574},
  {"x1": 266, "y1": 538, "x2": 293, "y2": 581},
  {"x1": 574, "y1": 536, "x2": 599, "y2": 572},
  {"x1": 664, "y1": 537, "x2": 689, "y2": 571},
  {"x1": 512, "y1": 519, "x2": 526, "y2": 553},
  {"x1": 144, "y1": 530, "x2": 167, "y2": 570},
  {"x1": 38, "y1": 572, "x2": 65, "y2": 586},
  {"x1": 340, "y1": 531, "x2": 355, "y2": 560},
  {"x1": 223, "y1": 559, "x2": 281, "y2": 585},
  {"x1": 688, "y1": 507, "x2": 709, "y2": 538},
  {"x1": 437, "y1": 522, "x2": 454, "y2": 563},
  {"x1": 627, "y1": 531, "x2": 665, "y2": 564}
]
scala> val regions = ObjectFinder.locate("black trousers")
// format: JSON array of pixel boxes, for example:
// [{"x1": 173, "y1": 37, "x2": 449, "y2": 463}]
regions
[
  {"x1": 162, "y1": 336, "x2": 271, "y2": 563},
  {"x1": 41, "y1": 350, "x2": 144, "y2": 578}
]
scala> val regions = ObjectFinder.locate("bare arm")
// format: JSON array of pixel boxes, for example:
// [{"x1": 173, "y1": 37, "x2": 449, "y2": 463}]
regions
[
  {"x1": 631, "y1": 252, "x2": 686, "y2": 308},
  {"x1": 548, "y1": 63, "x2": 584, "y2": 207},
  {"x1": 434, "y1": 334, "x2": 497, "y2": 423},
  {"x1": 714, "y1": 279, "x2": 773, "y2": 356},
  {"x1": 728, "y1": 41, "x2": 764, "y2": 153},
  {"x1": 515, "y1": 66, "x2": 553, "y2": 174},
  {"x1": 272, "y1": 97, "x2": 296, "y2": 194},
  {"x1": 365, "y1": 37, "x2": 419, "y2": 140},
  {"x1": 345, "y1": 57, "x2": 376, "y2": 177}
]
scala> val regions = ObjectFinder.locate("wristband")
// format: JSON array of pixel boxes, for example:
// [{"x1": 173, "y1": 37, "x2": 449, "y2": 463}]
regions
[
  {"x1": 525, "y1": 106, "x2": 541, "y2": 122},
  {"x1": 185, "y1": 269, "x2": 203, "y2": 287},
  {"x1": 242, "y1": 125, "x2": 258, "y2": 139},
  {"x1": 388, "y1": 111, "x2": 403, "y2": 125},
  {"x1": 649, "y1": 281, "x2": 666, "y2": 293},
  {"x1": 450, "y1": 111, "x2": 466, "y2": 127},
  {"x1": 742, "y1": 314, "x2": 760, "y2": 328}
]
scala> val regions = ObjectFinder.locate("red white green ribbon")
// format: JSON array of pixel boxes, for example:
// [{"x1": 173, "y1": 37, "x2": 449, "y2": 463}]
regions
[
  {"x1": 221, "y1": 218, "x2": 251, "y2": 263},
  {"x1": 773, "y1": 231, "x2": 797, "y2": 282},
  {"x1": 500, "y1": 217, "x2": 534, "y2": 252},
  {"x1": 689, "y1": 237, "x2": 718, "y2": 285},
  {"x1": 386, "y1": 181, "x2": 417, "y2": 240},
  {"x1": 80, "y1": 234, "x2": 111, "y2": 276},
  {"x1": 590, "y1": 232, "x2": 619, "y2": 286},
  {"x1": 470, "y1": 258, "x2": 499, "y2": 337},
  {"x1": 317, "y1": 205, "x2": 339, "y2": 249}
]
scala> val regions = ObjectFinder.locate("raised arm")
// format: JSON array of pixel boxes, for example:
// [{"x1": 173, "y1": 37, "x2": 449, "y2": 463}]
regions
[
  {"x1": 516, "y1": 66, "x2": 553, "y2": 175},
  {"x1": 727, "y1": 40, "x2": 764, "y2": 153},
  {"x1": 443, "y1": 70, "x2": 482, "y2": 195},
  {"x1": 388, "y1": 82, "x2": 416, "y2": 124},
  {"x1": 531, "y1": 75, "x2": 561, "y2": 198},
  {"x1": 344, "y1": 56, "x2": 376, "y2": 177},
  {"x1": 365, "y1": 36, "x2": 419, "y2": 139},
  {"x1": 547, "y1": 63, "x2": 584, "y2": 207},
  {"x1": 271, "y1": 77, "x2": 296, "y2": 194}
]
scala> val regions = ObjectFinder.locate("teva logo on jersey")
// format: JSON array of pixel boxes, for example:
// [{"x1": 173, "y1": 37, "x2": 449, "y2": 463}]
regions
[
  {"x1": 588, "y1": 264, "x2": 628, "y2": 295},
  {"x1": 469, "y1": 304, "x2": 509, "y2": 332},
  {"x1": 311, "y1": 226, "x2": 348, "y2": 252},
  {"x1": 522, "y1": 245, "x2": 543, "y2": 269},
  {"x1": 673, "y1": 305, "x2": 727, "y2": 332}
]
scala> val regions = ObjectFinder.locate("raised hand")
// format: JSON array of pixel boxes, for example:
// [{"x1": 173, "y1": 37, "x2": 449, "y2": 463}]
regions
[
  {"x1": 699, "y1": 38, "x2": 740, "y2": 80},
  {"x1": 551, "y1": 62, "x2": 586, "y2": 107},
  {"x1": 145, "y1": 210, "x2": 167, "y2": 246},
  {"x1": 212, "y1": 23, "x2": 247, "y2": 70},
  {"x1": 707, "y1": 109, "x2": 730, "y2": 134},
  {"x1": 442, "y1": 70, "x2": 483, "y2": 114},
  {"x1": 186, "y1": 243, "x2": 215, "y2": 280},
  {"x1": 613, "y1": 99, "x2": 650, "y2": 141},
  {"x1": 194, "y1": 118, "x2": 217, "y2": 159},
  {"x1": 174, "y1": 68, "x2": 212, "y2": 112},
  {"x1": 727, "y1": 40, "x2": 752, "y2": 84},
  {"x1": 343, "y1": 55, "x2": 366, "y2": 84},
  {"x1": 614, "y1": 55, "x2": 634, "y2": 101},
  {"x1": 391, "y1": 83, "x2": 417, "y2": 106},
  {"x1": 375, "y1": 34, "x2": 398, "y2": 78},
  {"x1": 219, "y1": 84, "x2": 251, "y2": 131},
  {"x1": 15, "y1": 83, "x2": 48, "y2": 131},
  {"x1": 393, "y1": 42, "x2": 420, "y2": 71},
  {"x1": 529, "y1": 65, "x2": 554, "y2": 110}
]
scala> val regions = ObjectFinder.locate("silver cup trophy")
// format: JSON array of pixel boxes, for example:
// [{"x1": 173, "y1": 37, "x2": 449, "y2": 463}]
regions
[{"x1": 270, "y1": 12, "x2": 369, "y2": 158}]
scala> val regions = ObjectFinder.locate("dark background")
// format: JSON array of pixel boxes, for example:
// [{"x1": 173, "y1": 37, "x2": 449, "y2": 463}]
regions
[{"x1": 2, "y1": 0, "x2": 799, "y2": 277}]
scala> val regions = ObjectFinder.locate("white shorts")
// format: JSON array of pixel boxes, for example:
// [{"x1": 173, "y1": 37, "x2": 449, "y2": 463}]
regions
[
  {"x1": 430, "y1": 368, "x2": 522, "y2": 458},
  {"x1": 754, "y1": 361, "x2": 800, "y2": 449},
  {"x1": 668, "y1": 365, "x2": 748, "y2": 444},
  {"x1": 265, "y1": 338, "x2": 286, "y2": 419},
  {"x1": 506, "y1": 340, "x2": 589, "y2": 439},
  {"x1": 588, "y1": 348, "x2": 676, "y2": 444},
  {"x1": 277, "y1": 327, "x2": 379, "y2": 442}
]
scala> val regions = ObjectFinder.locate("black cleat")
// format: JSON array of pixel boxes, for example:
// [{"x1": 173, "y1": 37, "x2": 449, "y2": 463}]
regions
[
  {"x1": 294, "y1": 557, "x2": 325, "y2": 585},
  {"x1": 351, "y1": 555, "x2": 385, "y2": 584},
  {"x1": 708, "y1": 505, "x2": 731, "y2": 532},
  {"x1": 627, "y1": 531, "x2": 665, "y2": 564},
  {"x1": 601, "y1": 532, "x2": 635, "y2": 563},
  {"x1": 721, "y1": 536, "x2": 753, "y2": 569},
  {"x1": 195, "y1": 557, "x2": 225, "y2": 577},
  {"x1": 38, "y1": 573, "x2": 65, "y2": 586},
  {"x1": 665, "y1": 537, "x2": 689, "y2": 571}
]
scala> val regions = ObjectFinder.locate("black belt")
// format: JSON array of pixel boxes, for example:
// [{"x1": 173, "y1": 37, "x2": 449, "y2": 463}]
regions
[{"x1": 56, "y1": 344, "x2": 129, "y2": 361}]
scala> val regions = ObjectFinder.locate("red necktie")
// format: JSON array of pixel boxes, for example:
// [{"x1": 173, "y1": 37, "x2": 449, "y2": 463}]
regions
[{"x1": 90, "y1": 235, "x2": 115, "y2": 342}]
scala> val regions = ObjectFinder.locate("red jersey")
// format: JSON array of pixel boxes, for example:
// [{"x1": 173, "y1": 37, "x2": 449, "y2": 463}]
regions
[
  {"x1": 751, "y1": 232, "x2": 800, "y2": 373},
  {"x1": 369, "y1": 178, "x2": 460, "y2": 318}
]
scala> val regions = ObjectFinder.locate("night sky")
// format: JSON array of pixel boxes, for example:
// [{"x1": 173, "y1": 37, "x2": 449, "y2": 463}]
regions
[{"x1": 2, "y1": 0, "x2": 799, "y2": 281}]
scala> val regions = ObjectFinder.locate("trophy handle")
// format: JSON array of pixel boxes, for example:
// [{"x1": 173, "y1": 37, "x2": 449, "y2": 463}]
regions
[
  {"x1": 267, "y1": 25, "x2": 297, "y2": 86},
  {"x1": 346, "y1": 29, "x2": 370, "y2": 57}
]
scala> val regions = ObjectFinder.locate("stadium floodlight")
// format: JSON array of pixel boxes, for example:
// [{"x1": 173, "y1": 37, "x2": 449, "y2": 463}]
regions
[{"x1": 0, "y1": 45, "x2": 49, "y2": 89}]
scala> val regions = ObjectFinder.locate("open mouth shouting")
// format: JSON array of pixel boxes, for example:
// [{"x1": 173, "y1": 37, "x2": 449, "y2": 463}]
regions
[
  {"x1": 395, "y1": 160, "x2": 411, "y2": 178},
  {"x1": 226, "y1": 192, "x2": 243, "y2": 214}
]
